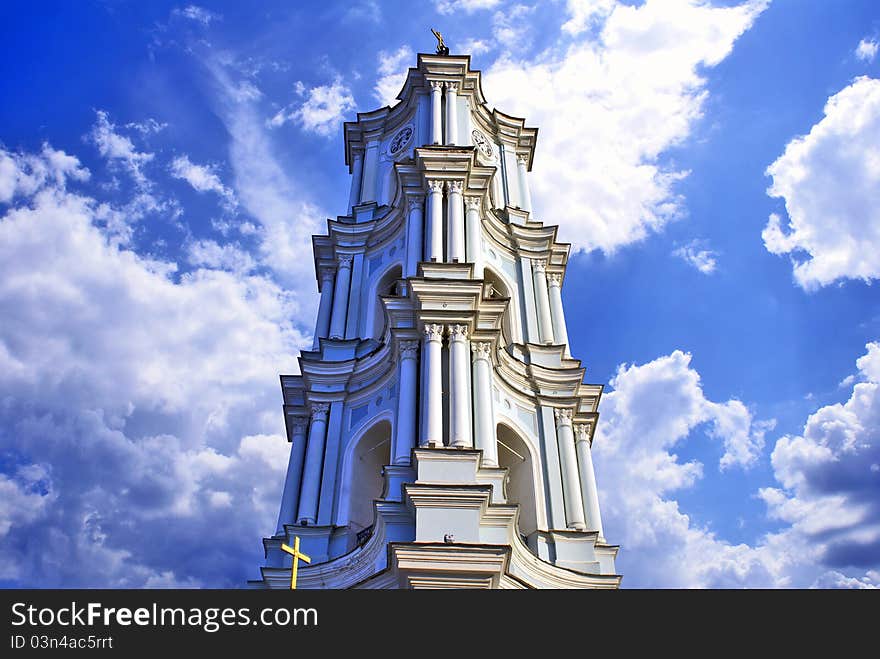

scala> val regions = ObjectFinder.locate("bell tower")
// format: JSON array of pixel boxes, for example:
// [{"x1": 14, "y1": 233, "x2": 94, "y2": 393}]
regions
[{"x1": 251, "y1": 46, "x2": 621, "y2": 589}]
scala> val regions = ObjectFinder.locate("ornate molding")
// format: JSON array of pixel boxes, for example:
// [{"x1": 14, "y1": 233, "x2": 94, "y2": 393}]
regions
[
  {"x1": 471, "y1": 341, "x2": 492, "y2": 362},
  {"x1": 423, "y1": 323, "x2": 444, "y2": 343},
  {"x1": 445, "y1": 180, "x2": 464, "y2": 194},
  {"x1": 398, "y1": 340, "x2": 420, "y2": 360},
  {"x1": 554, "y1": 407, "x2": 574, "y2": 428},
  {"x1": 448, "y1": 324, "x2": 469, "y2": 342},
  {"x1": 427, "y1": 179, "x2": 444, "y2": 194}
]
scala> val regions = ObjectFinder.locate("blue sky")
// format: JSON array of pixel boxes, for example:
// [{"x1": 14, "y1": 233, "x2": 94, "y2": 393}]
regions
[{"x1": 1, "y1": 0, "x2": 879, "y2": 588}]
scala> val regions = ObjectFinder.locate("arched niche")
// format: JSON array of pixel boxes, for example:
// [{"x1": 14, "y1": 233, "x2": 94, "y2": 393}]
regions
[
  {"x1": 483, "y1": 266, "x2": 517, "y2": 346},
  {"x1": 366, "y1": 263, "x2": 403, "y2": 339},
  {"x1": 497, "y1": 422, "x2": 539, "y2": 540},
  {"x1": 346, "y1": 419, "x2": 391, "y2": 550}
]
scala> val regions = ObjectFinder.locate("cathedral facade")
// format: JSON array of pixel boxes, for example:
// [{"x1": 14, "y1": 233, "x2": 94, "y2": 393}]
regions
[{"x1": 251, "y1": 50, "x2": 620, "y2": 589}]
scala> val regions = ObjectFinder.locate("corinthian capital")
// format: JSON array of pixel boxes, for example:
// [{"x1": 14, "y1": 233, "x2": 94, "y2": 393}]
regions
[
  {"x1": 531, "y1": 259, "x2": 547, "y2": 273},
  {"x1": 337, "y1": 254, "x2": 354, "y2": 270},
  {"x1": 445, "y1": 81, "x2": 458, "y2": 93},
  {"x1": 423, "y1": 323, "x2": 444, "y2": 342},
  {"x1": 427, "y1": 179, "x2": 444, "y2": 194},
  {"x1": 471, "y1": 341, "x2": 492, "y2": 362},
  {"x1": 398, "y1": 340, "x2": 420, "y2": 360},
  {"x1": 447, "y1": 324, "x2": 468, "y2": 341},
  {"x1": 517, "y1": 153, "x2": 529, "y2": 166},
  {"x1": 554, "y1": 407, "x2": 573, "y2": 428},
  {"x1": 310, "y1": 402, "x2": 330, "y2": 420},
  {"x1": 406, "y1": 195, "x2": 425, "y2": 213},
  {"x1": 291, "y1": 417, "x2": 308, "y2": 437},
  {"x1": 547, "y1": 273, "x2": 562, "y2": 288},
  {"x1": 445, "y1": 180, "x2": 463, "y2": 194},
  {"x1": 574, "y1": 423, "x2": 592, "y2": 442},
  {"x1": 464, "y1": 196, "x2": 482, "y2": 211},
  {"x1": 430, "y1": 80, "x2": 443, "y2": 92}
]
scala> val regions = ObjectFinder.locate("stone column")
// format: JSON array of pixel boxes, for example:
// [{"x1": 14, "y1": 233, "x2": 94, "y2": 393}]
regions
[
  {"x1": 328, "y1": 255, "x2": 353, "y2": 339},
  {"x1": 516, "y1": 154, "x2": 532, "y2": 213},
  {"x1": 547, "y1": 273, "x2": 570, "y2": 357},
  {"x1": 446, "y1": 180, "x2": 465, "y2": 263},
  {"x1": 575, "y1": 423, "x2": 604, "y2": 539},
  {"x1": 555, "y1": 409, "x2": 587, "y2": 531},
  {"x1": 312, "y1": 269, "x2": 335, "y2": 350},
  {"x1": 426, "y1": 180, "x2": 444, "y2": 263},
  {"x1": 532, "y1": 259, "x2": 554, "y2": 344},
  {"x1": 393, "y1": 340, "x2": 420, "y2": 465},
  {"x1": 404, "y1": 195, "x2": 424, "y2": 278},
  {"x1": 471, "y1": 341, "x2": 497, "y2": 466},
  {"x1": 348, "y1": 149, "x2": 364, "y2": 210},
  {"x1": 430, "y1": 81, "x2": 443, "y2": 145},
  {"x1": 444, "y1": 81, "x2": 458, "y2": 145},
  {"x1": 296, "y1": 403, "x2": 330, "y2": 526},
  {"x1": 420, "y1": 324, "x2": 444, "y2": 448},
  {"x1": 276, "y1": 417, "x2": 308, "y2": 534},
  {"x1": 464, "y1": 195, "x2": 483, "y2": 276},
  {"x1": 448, "y1": 324, "x2": 471, "y2": 448}
]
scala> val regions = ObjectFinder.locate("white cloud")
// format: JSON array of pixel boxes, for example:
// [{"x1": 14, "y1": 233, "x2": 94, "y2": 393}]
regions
[
  {"x1": 762, "y1": 76, "x2": 880, "y2": 290},
  {"x1": 187, "y1": 238, "x2": 256, "y2": 274},
  {"x1": 88, "y1": 110, "x2": 155, "y2": 188},
  {"x1": 460, "y1": 38, "x2": 492, "y2": 56},
  {"x1": 435, "y1": 0, "x2": 501, "y2": 15},
  {"x1": 268, "y1": 77, "x2": 355, "y2": 138},
  {"x1": 856, "y1": 38, "x2": 878, "y2": 62},
  {"x1": 0, "y1": 143, "x2": 89, "y2": 203},
  {"x1": 672, "y1": 239, "x2": 718, "y2": 274},
  {"x1": 125, "y1": 118, "x2": 168, "y2": 135},
  {"x1": 482, "y1": 0, "x2": 769, "y2": 254},
  {"x1": 173, "y1": 5, "x2": 220, "y2": 26},
  {"x1": 170, "y1": 154, "x2": 237, "y2": 211},
  {"x1": 374, "y1": 46, "x2": 414, "y2": 107},
  {"x1": 0, "y1": 143, "x2": 305, "y2": 586}
]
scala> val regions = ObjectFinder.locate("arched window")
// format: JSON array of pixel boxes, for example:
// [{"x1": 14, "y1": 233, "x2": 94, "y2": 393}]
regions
[
  {"x1": 347, "y1": 420, "x2": 391, "y2": 550},
  {"x1": 496, "y1": 423, "x2": 538, "y2": 543},
  {"x1": 370, "y1": 264, "x2": 402, "y2": 339}
]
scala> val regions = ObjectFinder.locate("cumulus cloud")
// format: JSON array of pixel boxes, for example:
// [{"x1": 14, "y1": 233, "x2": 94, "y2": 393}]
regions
[
  {"x1": 481, "y1": 0, "x2": 768, "y2": 254},
  {"x1": 0, "y1": 143, "x2": 306, "y2": 586},
  {"x1": 856, "y1": 38, "x2": 878, "y2": 62},
  {"x1": 187, "y1": 238, "x2": 256, "y2": 274},
  {"x1": 268, "y1": 77, "x2": 355, "y2": 137},
  {"x1": 762, "y1": 76, "x2": 880, "y2": 290},
  {"x1": 672, "y1": 239, "x2": 718, "y2": 274},
  {"x1": 374, "y1": 46, "x2": 414, "y2": 107},
  {"x1": 170, "y1": 154, "x2": 237, "y2": 211}
]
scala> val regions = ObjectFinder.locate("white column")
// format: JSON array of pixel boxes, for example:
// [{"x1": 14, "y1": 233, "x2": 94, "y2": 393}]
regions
[
  {"x1": 532, "y1": 259, "x2": 554, "y2": 344},
  {"x1": 420, "y1": 324, "x2": 444, "y2": 448},
  {"x1": 329, "y1": 255, "x2": 353, "y2": 339},
  {"x1": 516, "y1": 154, "x2": 532, "y2": 213},
  {"x1": 348, "y1": 149, "x2": 364, "y2": 210},
  {"x1": 464, "y1": 195, "x2": 483, "y2": 276},
  {"x1": 547, "y1": 273, "x2": 570, "y2": 357},
  {"x1": 555, "y1": 409, "x2": 587, "y2": 531},
  {"x1": 446, "y1": 180, "x2": 465, "y2": 263},
  {"x1": 575, "y1": 423, "x2": 605, "y2": 539},
  {"x1": 393, "y1": 340, "x2": 420, "y2": 465},
  {"x1": 430, "y1": 81, "x2": 443, "y2": 145},
  {"x1": 404, "y1": 195, "x2": 424, "y2": 278},
  {"x1": 296, "y1": 403, "x2": 330, "y2": 526},
  {"x1": 426, "y1": 180, "x2": 444, "y2": 262},
  {"x1": 312, "y1": 269, "x2": 335, "y2": 350},
  {"x1": 448, "y1": 324, "x2": 471, "y2": 448},
  {"x1": 444, "y1": 81, "x2": 458, "y2": 145},
  {"x1": 471, "y1": 341, "x2": 497, "y2": 466},
  {"x1": 276, "y1": 417, "x2": 308, "y2": 534}
]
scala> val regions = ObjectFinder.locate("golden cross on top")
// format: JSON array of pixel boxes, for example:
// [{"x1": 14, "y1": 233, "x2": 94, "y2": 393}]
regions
[{"x1": 281, "y1": 536, "x2": 311, "y2": 590}]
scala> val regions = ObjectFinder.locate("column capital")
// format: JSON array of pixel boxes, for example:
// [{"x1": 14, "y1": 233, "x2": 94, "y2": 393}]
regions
[
  {"x1": 448, "y1": 324, "x2": 469, "y2": 342},
  {"x1": 517, "y1": 153, "x2": 529, "y2": 165},
  {"x1": 554, "y1": 407, "x2": 574, "y2": 428},
  {"x1": 430, "y1": 80, "x2": 443, "y2": 91},
  {"x1": 445, "y1": 179, "x2": 464, "y2": 194},
  {"x1": 309, "y1": 402, "x2": 330, "y2": 421},
  {"x1": 574, "y1": 423, "x2": 592, "y2": 442},
  {"x1": 464, "y1": 195, "x2": 482, "y2": 211},
  {"x1": 547, "y1": 273, "x2": 562, "y2": 288},
  {"x1": 406, "y1": 195, "x2": 425, "y2": 212},
  {"x1": 445, "y1": 81, "x2": 459, "y2": 93},
  {"x1": 531, "y1": 258, "x2": 547, "y2": 273},
  {"x1": 398, "y1": 339, "x2": 420, "y2": 360},
  {"x1": 318, "y1": 268, "x2": 335, "y2": 285},
  {"x1": 291, "y1": 417, "x2": 308, "y2": 436},
  {"x1": 471, "y1": 341, "x2": 492, "y2": 362},
  {"x1": 337, "y1": 254, "x2": 354, "y2": 270},
  {"x1": 427, "y1": 179, "x2": 444, "y2": 194},
  {"x1": 423, "y1": 323, "x2": 444, "y2": 343}
]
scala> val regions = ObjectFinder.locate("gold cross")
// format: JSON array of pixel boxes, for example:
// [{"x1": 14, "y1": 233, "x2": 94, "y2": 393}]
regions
[{"x1": 281, "y1": 536, "x2": 311, "y2": 590}]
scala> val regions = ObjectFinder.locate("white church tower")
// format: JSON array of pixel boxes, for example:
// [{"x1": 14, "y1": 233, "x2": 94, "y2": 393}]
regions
[{"x1": 251, "y1": 44, "x2": 621, "y2": 589}]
